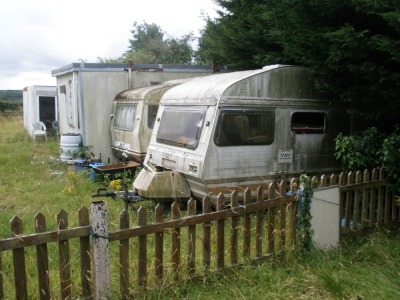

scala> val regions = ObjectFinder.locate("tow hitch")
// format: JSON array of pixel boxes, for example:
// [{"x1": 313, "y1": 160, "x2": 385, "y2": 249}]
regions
[{"x1": 91, "y1": 184, "x2": 143, "y2": 211}]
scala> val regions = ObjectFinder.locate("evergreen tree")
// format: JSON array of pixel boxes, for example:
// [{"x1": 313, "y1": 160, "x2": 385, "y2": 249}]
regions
[
  {"x1": 196, "y1": 0, "x2": 282, "y2": 69},
  {"x1": 197, "y1": 0, "x2": 400, "y2": 129}
]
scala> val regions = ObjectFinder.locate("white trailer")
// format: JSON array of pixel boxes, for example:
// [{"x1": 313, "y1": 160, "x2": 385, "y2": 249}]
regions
[
  {"x1": 22, "y1": 85, "x2": 58, "y2": 137},
  {"x1": 133, "y1": 65, "x2": 352, "y2": 203}
]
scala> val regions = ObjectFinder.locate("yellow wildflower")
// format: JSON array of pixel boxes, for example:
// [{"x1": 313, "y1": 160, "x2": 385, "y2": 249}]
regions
[{"x1": 109, "y1": 179, "x2": 122, "y2": 191}]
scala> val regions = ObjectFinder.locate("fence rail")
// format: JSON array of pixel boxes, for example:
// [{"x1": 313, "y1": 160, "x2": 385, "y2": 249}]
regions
[{"x1": 0, "y1": 169, "x2": 399, "y2": 299}]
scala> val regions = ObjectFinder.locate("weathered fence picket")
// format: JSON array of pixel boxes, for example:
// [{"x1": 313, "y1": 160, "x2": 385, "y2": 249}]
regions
[
  {"x1": 78, "y1": 207, "x2": 91, "y2": 298},
  {"x1": 370, "y1": 169, "x2": 378, "y2": 226},
  {"x1": 171, "y1": 201, "x2": 181, "y2": 279},
  {"x1": 35, "y1": 212, "x2": 50, "y2": 300},
  {"x1": 137, "y1": 206, "x2": 147, "y2": 289},
  {"x1": 57, "y1": 210, "x2": 71, "y2": 299},
  {"x1": 154, "y1": 204, "x2": 164, "y2": 281},
  {"x1": 187, "y1": 199, "x2": 196, "y2": 275},
  {"x1": 255, "y1": 187, "x2": 263, "y2": 257},
  {"x1": 230, "y1": 191, "x2": 239, "y2": 265},
  {"x1": 362, "y1": 169, "x2": 370, "y2": 227},
  {"x1": 119, "y1": 210, "x2": 130, "y2": 298},
  {"x1": 216, "y1": 194, "x2": 225, "y2": 269},
  {"x1": 11, "y1": 216, "x2": 28, "y2": 299},
  {"x1": 202, "y1": 197, "x2": 211, "y2": 268},
  {"x1": 352, "y1": 171, "x2": 362, "y2": 230},
  {"x1": 267, "y1": 182, "x2": 276, "y2": 254},
  {"x1": 243, "y1": 188, "x2": 251, "y2": 259}
]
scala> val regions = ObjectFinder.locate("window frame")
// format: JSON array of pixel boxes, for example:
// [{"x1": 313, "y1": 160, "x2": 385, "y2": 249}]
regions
[
  {"x1": 147, "y1": 104, "x2": 158, "y2": 129},
  {"x1": 113, "y1": 103, "x2": 137, "y2": 131},
  {"x1": 156, "y1": 106, "x2": 207, "y2": 149},
  {"x1": 291, "y1": 111, "x2": 326, "y2": 134},
  {"x1": 214, "y1": 109, "x2": 275, "y2": 147}
]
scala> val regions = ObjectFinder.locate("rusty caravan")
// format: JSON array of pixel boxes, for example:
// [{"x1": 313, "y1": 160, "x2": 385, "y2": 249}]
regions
[
  {"x1": 110, "y1": 78, "x2": 193, "y2": 164},
  {"x1": 133, "y1": 65, "x2": 353, "y2": 203}
]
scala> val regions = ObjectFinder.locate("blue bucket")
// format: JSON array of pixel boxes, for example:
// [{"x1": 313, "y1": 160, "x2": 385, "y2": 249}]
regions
[{"x1": 89, "y1": 162, "x2": 104, "y2": 180}]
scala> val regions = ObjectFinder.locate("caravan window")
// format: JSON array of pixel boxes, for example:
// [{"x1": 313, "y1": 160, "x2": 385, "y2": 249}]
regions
[
  {"x1": 114, "y1": 103, "x2": 137, "y2": 131},
  {"x1": 147, "y1": 105, "x2": 158, "y2": 129},
  {"x1": 156, "y1": 107, "x2": 206, "y2": 149},
  {"x1": 291, "y1": 112, "x2": 325, "y2": 134},
  {"x1": 214, "y1": 110, "x2": 275, "y2": 146}
]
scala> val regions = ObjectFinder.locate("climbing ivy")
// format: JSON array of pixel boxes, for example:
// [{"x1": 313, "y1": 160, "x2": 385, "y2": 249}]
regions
[{"x1": 297, "y1": 174, "x2": 315, "y2": 251}]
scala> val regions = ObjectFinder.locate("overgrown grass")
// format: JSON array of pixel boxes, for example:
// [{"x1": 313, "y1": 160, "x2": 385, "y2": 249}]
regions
[
  {"x1": 0, "y1": 116, "x2": 99, "y2": 235},
  {"x1": 1, "y1": 115, "x2": 400, "y2": 299},
  {"x1": 143, "y1": 232, "x2": 400, "y2": 299},
  {"x1": 0, "y1": 115, "x2": 139, "y2": 236}
]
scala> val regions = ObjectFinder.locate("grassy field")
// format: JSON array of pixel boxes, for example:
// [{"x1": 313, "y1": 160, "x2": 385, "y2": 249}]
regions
[
  {"x1": 0, "y1": 115, "x2": 140, "y2": 236},
  {"x1": 1, "y1": 115, "x2": 400, "y2": 299}
]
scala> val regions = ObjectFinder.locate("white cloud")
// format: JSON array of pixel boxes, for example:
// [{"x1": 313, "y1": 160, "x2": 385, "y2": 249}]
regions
[{"x1": 0, "y1": 0, "x2": 219, "y2": 89}]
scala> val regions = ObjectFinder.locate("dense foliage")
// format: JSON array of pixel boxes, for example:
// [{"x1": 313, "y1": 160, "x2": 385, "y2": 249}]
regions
[
  {"x1": 381, "y1": 126, "x2": 400, "y2": 193},
  {"x1": 0, "y1": 90, "x2": 22, "y2": 112},
  {"x1": 0, "y1": 100, "x2": 21, "y2": 112},
  {"x1": 335, "y1": 127, "x2": 385, "y2": 173},
  {"x1": 335, "y1": 126, "x2": 400, "y2": 193},
  {"x1": 198, "y1": 0, "x2": 400, "y2": 130},
  {"x1": 196, "y1": 1, "x2": 277, "y2": 68}
]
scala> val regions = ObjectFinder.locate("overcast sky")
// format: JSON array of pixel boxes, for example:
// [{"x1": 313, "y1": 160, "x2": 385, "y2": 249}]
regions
[{"x1": 0, "y1": 0, "x2": 219, "y2": 90}]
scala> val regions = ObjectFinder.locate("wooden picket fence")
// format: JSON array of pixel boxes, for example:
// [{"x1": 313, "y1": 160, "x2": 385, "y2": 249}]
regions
[
  {"x1": 318, "y1": 168, "x2": 400, "y2": 236},
  {"x1": 0, "y1": 169, "x2": 399, "y2": 299}
]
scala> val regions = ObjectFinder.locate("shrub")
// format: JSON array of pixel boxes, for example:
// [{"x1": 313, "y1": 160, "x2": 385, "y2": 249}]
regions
[
  {"x1": 335, "y1": 126, "x2": 400, "y2": 193},
  {"x1": 0, "y1": 100, "x2": 20, "y2": 112},
  {"x1": 334, "y1": 127, "x2": 384, "y2": 173},
  {"x1": 381, "y1": 126, "x2": 400, "y2": 193}
]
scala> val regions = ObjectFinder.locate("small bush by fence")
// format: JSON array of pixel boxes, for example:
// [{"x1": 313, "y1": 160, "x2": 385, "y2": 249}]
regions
[{"x1": 0, "y1": 169, "x2": 399, "y2": 299}]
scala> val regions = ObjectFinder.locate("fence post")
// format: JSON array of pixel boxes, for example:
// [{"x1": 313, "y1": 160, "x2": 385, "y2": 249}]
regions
[{"x1": 90, "y1": 201, "x2": 110, "y2": 299}]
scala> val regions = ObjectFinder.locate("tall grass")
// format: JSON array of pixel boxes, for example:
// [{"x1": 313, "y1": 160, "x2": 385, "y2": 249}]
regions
[
  {"x1": 0, "y1": 116, "x2": 104, "y2": 236},
  {"x1": 143, "y1": 232, "x2": 400, "y2": 299},
  {"x1": 0, "y1": 116, "x2": 136, "y2": 234},
  {"x1": 1, "y1": 115, "x2": 400, "y2": 299}
]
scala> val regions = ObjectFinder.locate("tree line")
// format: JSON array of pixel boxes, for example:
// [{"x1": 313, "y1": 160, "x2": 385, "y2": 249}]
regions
[
  {"x1": 0, "y1": 90, "x2": 22, "y2": 112},
  {"x1": 0, "y1": 90, "x2": 22, "y2": 101}
]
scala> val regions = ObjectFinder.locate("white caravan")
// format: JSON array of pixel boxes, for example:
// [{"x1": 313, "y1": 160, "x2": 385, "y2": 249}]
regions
[
  {"x1": 110, "y1": 79, "x2": 192, "y2": 164},
  {"x1": 133, "y1": 65, "x2": 352, "y2": 203}
]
